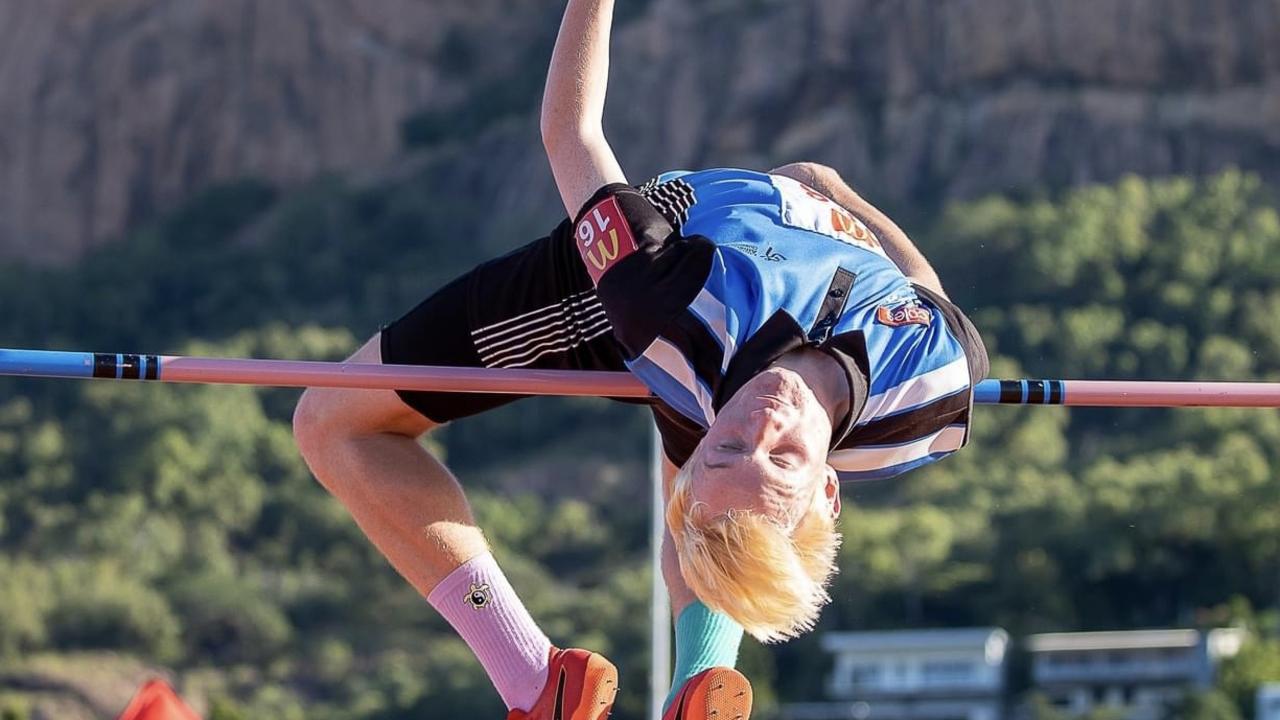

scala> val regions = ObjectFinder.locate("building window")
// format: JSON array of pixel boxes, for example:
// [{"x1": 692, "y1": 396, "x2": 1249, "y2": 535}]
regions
[
  {"x1": 922, "y1": 661, "x2": 974, "y2": 684},
  {"x1": 848, "y1": 664, "x2": 881, "y2": 685},
  {"x1": 1050, "y1": 652, "x2": 1081, "y2": 667}
]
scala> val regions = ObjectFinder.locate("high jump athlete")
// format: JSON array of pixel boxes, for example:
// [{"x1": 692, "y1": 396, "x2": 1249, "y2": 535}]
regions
[{"x1": 292, "y1": 0, "x2": 988, "y2": 718}]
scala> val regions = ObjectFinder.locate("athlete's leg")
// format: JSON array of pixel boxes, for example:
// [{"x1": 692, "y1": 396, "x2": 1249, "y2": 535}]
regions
[
  {"x1": 292, "y1": 334, "x2": 483, "y2": 594},
  {"x1": 295, "y1": 335, "x2": 599, "y2": 715},
  {"x1": 660, "y1": 458, "x2": 751, "y2": 720},
  {"x1": 294, "y1": 225, "x2": 621, "y2": 718}
]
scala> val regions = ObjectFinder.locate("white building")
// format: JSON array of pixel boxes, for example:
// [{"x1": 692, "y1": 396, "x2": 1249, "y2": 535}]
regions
[
  {"x1": 781, "y1": 628, "x2": 1010, "y2": 720},
  {"x1": 1026, "y1": 628, "x2": 1245, "y2": 720}
]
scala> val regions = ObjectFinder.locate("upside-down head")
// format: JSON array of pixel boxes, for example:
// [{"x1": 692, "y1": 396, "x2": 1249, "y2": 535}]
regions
[{"x1": 666, "y1": 366, "x2": 843, "y2": 643}]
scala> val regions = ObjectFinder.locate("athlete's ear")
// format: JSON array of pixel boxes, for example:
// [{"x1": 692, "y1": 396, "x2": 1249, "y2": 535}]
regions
[{"x1": 823, "y1": 464, "x2": 841, "y2": 519}]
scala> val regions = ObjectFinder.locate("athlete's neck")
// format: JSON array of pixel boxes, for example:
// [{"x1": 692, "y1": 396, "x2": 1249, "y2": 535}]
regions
[{"x1": 773, "y1": 349, "x2": 850, "y2": 431}]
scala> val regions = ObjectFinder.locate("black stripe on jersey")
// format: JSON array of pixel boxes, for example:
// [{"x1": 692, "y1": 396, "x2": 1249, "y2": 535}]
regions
[
  {"x1": 596, "y1": 226, "x2": 715, "y2": 359},
  {"x1": 809, "y1": 268, "x2": 855, "y2": 344},
  {"x1": 650, "y1": 401, "x2": 705, "y2": 468},
  {"x1": 844, "y1": 389, "x2": 971, "y2": 447},
  {"x1": 639, "y1": 178, "x2": 696, "y2": 229},
  {"x1": 665, "y1": 309, "x2": 727, "y2": 401},
  {"x1": 716, "y1": 310, "x2": 808, "y2": 411},
  {"x1": 913, "y1": 283, "x2": 989, "y2": 383}
]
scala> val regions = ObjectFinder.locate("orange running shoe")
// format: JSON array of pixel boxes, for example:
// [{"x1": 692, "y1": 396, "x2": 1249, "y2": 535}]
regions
[
  {"x1": 662, "y1": 667, "x2": 752, "y2": 720},
  {"x1": 507, "y1": 647, "x2": 618, "y2": 720}
]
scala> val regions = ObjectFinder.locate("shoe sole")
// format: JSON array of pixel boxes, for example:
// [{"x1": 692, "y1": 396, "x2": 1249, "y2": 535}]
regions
[
  {"x1": 566, "y1": 652, "x2": 618, "y2": 720},
  {"x1": 678, "y1": 668, "x2": 752, "y2": 720}
]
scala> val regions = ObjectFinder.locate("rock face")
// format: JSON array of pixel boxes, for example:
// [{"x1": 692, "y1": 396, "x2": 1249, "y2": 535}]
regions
[
  {"x1": 0, "y1": 0, "x2": 554, "y2": 263},
  {"x1": 608, "y1": 0, "x2": 1280, "y2": 196},
  {"x1": 2, "y1": 0, "x2": 1279, "y2": 263}
]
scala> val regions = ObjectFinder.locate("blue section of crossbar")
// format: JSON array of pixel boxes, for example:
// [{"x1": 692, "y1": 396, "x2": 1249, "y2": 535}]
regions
[
  {"x1": 0, "y1": 349, "x2": 98, "y2": 379},
  {"x1": 973, "y1": 379, "x2": 1000, "y2": 405}
]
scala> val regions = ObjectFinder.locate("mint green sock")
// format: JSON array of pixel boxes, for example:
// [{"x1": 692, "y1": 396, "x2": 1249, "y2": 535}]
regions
[{"x1": 662, "y1": 601, "x2": 744, "y2": 712}]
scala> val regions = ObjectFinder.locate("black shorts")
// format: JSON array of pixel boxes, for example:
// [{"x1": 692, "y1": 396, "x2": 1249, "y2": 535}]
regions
[{"x1": 381, "y1": 219, "x2": 633, "y2": 423}]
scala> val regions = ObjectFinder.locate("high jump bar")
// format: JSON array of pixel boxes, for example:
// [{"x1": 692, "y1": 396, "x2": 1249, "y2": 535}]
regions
[{"x1": 1, "y1": 347, "x2": 1279, "y2": 408}]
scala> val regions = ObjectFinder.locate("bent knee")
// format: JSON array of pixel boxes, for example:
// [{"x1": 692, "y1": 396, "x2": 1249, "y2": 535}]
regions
[
  {"x1": 293, "y1": 384, "x2": 435, "y2": 463},
  {"x1": 292, "y1": 387, "x2": 342, "y2": 464},
  {"x1": 293, "y1": 334, "x2": 432, "y2": 455}
]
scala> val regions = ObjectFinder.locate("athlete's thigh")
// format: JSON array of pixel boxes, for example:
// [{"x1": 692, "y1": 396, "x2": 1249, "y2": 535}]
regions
[
  {"x1": 380, "y1": 221, "x2": 629, "y2": 425},
  {"x1": 304, "y1": 334, "x2": 436, "y2": 439}
]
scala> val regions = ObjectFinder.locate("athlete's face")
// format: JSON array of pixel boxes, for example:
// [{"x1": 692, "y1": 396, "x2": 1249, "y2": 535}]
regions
[{"x1": 689, "y1": 368, "x2": 841, "y2": 528}]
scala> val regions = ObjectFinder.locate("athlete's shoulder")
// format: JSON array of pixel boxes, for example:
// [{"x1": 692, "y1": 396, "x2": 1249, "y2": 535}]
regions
[
  {"x1": 649, "y1": 167, "x2": 771, "y2": 185},
  {"x1": 642, "y1": 168, "x2": 780, "y2": 226}
]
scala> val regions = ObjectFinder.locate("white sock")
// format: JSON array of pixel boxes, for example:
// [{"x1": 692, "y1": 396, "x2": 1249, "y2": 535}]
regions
[{"x1": 427, "y1": 552, "x2": 554, "y2": 710}]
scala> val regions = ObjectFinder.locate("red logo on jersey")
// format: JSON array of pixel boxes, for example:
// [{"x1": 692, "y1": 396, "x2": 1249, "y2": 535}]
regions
[
  {"x1": 876, "y1": 303, "x2": 933, "y2": 328},
  {"x1": 575, "y1": 196, "x2": 638, "y2": 285}
]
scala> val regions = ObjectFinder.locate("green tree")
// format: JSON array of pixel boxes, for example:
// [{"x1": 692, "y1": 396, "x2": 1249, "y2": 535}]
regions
[
  {"x1": 1219, "y1": 638, "x2": 1280, "y2": 719},
  {"x1": 1169, "y1": 690, "x2": 1244, "y2": 720}
]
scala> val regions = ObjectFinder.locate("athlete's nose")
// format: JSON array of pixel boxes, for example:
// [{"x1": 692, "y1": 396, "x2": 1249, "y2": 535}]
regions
[{"x1": 743, "y1": 407, "x2": 787, "y2": 447}]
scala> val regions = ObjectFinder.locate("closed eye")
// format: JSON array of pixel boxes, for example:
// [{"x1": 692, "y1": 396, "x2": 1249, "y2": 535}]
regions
[
  {"x1": 770, "y1": 443, "x2": 807, "y2": 470},
  {"x1": 704, "y1": 440, "x2": 747, "y2": 470}
]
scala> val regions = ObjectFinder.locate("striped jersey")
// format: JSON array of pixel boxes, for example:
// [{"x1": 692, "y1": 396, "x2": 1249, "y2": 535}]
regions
[{"x1": 571, "y1": 168, "x2": 987, "y2": 481}]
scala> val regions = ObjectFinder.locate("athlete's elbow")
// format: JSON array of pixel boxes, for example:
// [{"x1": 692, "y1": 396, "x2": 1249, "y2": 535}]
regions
[
  {"x1": 539, "y1": 104, "x2": 561, "y2": 151},
  {"x1": 541, "y1": 111, "x2": 600, "y2": 157}
]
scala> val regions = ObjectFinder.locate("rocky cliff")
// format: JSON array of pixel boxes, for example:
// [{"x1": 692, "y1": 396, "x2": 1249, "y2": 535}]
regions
[{"x1": 2, "y1": 0, "x2": 1278, "y2": 263}]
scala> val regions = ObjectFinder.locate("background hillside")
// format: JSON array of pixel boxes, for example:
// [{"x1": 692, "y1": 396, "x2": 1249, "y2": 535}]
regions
[
  {"x1": 1, "y1": 2, "x2": 1279, "y2": 720},
  {"x1": 2, "y1": 0, "x2": 1279, "y2": 263}
]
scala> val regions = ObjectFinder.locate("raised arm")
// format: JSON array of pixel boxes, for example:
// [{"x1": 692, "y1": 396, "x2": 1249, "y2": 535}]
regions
[
  {"x1": 541, "y1": 0, "x2": 627, "y2": 218},
  {"x1": 772, "y1": 162, "x2": 949, "y2": 299}
]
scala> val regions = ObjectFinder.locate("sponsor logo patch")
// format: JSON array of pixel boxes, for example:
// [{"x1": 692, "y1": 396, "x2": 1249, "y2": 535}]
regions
[
  {"x1": 575, "y1": 196, "x2": 638, "y2": 284},
  {"x1": 876, "y1": 302, "x2": 933, "y2": 328},
  {"x1": 772, "y1": 175, "x2": 885, "y2": 254}
]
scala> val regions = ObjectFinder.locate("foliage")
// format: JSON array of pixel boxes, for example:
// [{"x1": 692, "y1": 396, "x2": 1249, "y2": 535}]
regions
[
  {"x1": 1023, "y1": 693, "x2": 1128, "y2": 720},
  {"x1": 1170, "y1": 690, "x2": 1245, "y2": 720},
  {"x1": 1219, "y1": 637, "x2": 1280, "y2": 719},
  {"x1": 0, "y1": 700, "x2": 29, "y2": 720}
]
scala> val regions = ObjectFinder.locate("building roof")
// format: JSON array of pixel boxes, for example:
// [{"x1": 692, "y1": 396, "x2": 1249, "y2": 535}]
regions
[
  {"x1": 821, "y1": 628, "x2": 1009, "y2": 654},
  {"x1": 1027, "y1": 629, "x2": 1201, "y2": 652}
]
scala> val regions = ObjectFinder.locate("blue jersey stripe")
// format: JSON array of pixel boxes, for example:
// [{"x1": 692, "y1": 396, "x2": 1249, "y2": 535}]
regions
[{"x1": 626, "y1": 355, "x2": 712, "y2": 427}]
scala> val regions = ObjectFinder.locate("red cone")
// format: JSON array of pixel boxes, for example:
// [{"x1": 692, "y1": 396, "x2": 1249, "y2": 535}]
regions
[{"x1": 116, "y1": 679, "x2": 201, "y2": 720}]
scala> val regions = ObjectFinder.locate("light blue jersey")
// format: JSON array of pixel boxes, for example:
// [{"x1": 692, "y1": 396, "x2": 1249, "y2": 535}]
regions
[{"x1": 576, "y1": 168, "x2": 987, "y2": 480}]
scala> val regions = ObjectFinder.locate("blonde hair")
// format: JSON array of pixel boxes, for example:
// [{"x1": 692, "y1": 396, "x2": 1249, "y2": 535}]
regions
[{"x1": 665, "y1": 461, "x2": 841, "y2": 643}]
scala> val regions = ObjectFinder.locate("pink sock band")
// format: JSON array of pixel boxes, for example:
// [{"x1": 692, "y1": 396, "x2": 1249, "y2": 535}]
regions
[{"x1": 427, "y1": 552, "x2": 553, "y2": 711}]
